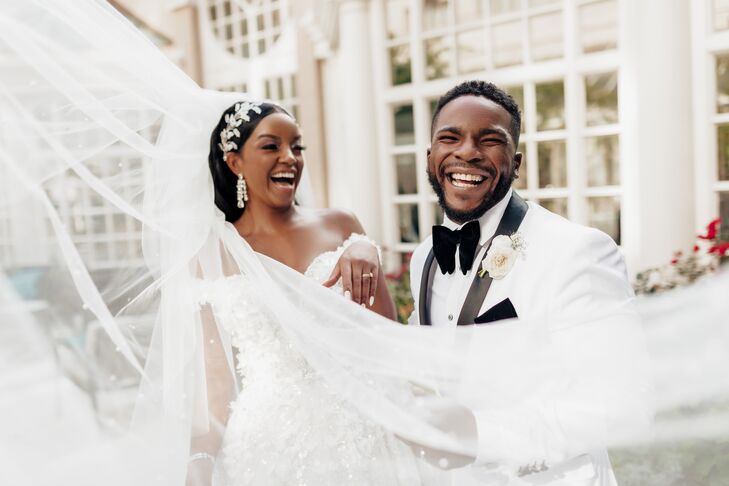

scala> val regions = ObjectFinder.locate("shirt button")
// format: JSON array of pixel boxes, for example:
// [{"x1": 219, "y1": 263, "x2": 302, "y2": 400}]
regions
[{"x1": 448, "y1": 314, "x2": 453, "y2": 321}]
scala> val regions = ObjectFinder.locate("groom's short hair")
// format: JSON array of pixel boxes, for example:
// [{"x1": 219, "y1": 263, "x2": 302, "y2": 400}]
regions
[{"x1": 431, "y1": 80, "x2": 522, "y2": 146}]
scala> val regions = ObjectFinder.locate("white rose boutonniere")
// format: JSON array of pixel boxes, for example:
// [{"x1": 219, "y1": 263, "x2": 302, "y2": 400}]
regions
[{"x1": 478, "y1": 232, "x2": 527, "y2": 279}]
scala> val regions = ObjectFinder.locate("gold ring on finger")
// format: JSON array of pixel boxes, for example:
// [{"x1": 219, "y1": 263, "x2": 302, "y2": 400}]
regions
[{"x1": 362, "y1": 273, "x2": 374, "y2": 279}]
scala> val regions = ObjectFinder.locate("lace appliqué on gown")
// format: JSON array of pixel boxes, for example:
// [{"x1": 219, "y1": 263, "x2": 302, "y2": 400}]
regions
[{"x1": 195, "y1": 234, "x2": 421, "y2": 486}]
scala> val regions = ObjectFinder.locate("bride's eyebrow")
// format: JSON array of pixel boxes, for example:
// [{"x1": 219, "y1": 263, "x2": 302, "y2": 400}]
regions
[{"x1": 256, "y1": 134, "x2": 280, "y2": 141}]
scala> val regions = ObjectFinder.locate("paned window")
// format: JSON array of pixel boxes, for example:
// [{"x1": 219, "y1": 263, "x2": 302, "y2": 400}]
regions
[
  {"x1": 206, "y1": 0, "x2": 283, "y2": 59},
  {"x1": 379, "y1": 0, "x2": 621, "y2": 262},
  {"x1": 264, "y1": 74, "x2": 299, "y2": 120}
]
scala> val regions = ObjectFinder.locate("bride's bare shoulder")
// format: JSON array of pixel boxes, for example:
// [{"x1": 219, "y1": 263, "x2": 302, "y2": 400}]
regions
[{"x1": 299, "y1": 207, "x2": 364, "y2": 237}]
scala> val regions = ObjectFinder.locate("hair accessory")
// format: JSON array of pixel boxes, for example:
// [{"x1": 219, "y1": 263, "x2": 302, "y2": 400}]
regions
[{"x1": 219, "y1": 101, "x2": 263, "y2": 161}]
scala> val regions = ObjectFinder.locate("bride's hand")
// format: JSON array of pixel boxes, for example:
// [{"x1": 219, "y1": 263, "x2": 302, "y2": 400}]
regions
[{"x1": 323, "y1": 240, "x2": 380, "y2": 307}]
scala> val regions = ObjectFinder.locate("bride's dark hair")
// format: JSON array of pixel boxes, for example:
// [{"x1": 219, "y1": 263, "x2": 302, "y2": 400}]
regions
[{"x1": 208, "y1": 101, "x2": 290, "y2": 222}]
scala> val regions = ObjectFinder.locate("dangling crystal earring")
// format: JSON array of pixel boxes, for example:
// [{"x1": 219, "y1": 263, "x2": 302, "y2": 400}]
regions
[{"x1": 236, "y1": 173, "x2": 248, "y2": 209}]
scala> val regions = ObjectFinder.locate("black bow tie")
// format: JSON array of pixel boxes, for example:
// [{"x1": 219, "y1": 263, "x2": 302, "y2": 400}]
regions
[{"x1": 432, "y1": 220, "x2": 481, "y2": 275}]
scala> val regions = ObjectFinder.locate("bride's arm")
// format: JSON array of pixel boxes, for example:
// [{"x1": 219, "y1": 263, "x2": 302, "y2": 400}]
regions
[
  {"x1": 186, "y1": 303, "x2": 236, "y2": 486},
  {"x1": 341, "y1": 238, "x2": 396, "y2": 320},
  {"x1": 322, "y1": 211, "x2": 397, "y2": 321}
]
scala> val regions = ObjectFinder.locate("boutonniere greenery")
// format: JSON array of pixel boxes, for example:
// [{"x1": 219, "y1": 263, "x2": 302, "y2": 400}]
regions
[{"x1": 478, "y1": 232, "x2": 527, "y2": 279}]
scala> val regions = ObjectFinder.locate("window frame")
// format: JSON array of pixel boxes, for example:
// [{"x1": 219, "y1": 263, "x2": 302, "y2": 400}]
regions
[{"x1": 373, "y1": 0, "x2": 623, "y2": 269}]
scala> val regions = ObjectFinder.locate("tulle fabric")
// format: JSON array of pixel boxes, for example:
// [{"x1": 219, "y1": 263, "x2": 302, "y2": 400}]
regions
[
  {"x1": 0, "y1": 2, "x2": 728, "y2": 485},
  {"x1": 201, "y1": 236, "x2": 423, "y2": 485}
]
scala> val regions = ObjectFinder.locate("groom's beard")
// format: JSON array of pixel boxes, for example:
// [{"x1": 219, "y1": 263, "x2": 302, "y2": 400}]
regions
[{"x1": 428, "y1": 168, "x2": 515, "y2": 225}]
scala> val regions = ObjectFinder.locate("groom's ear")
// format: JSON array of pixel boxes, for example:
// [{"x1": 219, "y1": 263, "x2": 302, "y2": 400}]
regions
[{"x1": 513, "y1": 151, "x2": 522, "y2": 174}]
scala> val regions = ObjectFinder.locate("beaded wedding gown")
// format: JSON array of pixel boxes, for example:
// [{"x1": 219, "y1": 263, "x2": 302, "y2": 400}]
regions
[{"x1": 194, "y1": 235, "x2": 423, "y2": 485}]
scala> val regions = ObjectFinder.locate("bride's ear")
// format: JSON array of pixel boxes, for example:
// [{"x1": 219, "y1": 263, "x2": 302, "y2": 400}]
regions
[{"x1": 225, "y1": 151, "x2": 244, "y2": 176}]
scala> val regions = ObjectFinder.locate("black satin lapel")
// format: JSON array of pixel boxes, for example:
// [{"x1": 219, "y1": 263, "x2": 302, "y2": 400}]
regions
[
  {"x1": 474, "y1": 298, "x2": 518, "y2": 324},
  {"x1": 418, "y1": 248, "x2": 437, "y2": 326},
  {"x1": 457, "y1": 270, "x2": 494, "y2": 326},
  {"x1": 457, "y1": 193, "x2": 529, "y2": 326}
]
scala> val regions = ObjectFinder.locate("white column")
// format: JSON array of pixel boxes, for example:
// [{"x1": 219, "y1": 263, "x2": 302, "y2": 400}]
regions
[
  {"x1": 620, "y1": 0, "x2": 695, "y2": 273},
  {"x1": 689, "y1": 0, "x2": 718, "y2": 232},
  {"x1": 167, "y1": 2, "x2": 204, "y2": 85},
  {"x1": 326, "y1": 0, "x2": 382, "y2": 241},
  {"x1": 294, "y1": 0, "x2": 330, "y2": 208}
]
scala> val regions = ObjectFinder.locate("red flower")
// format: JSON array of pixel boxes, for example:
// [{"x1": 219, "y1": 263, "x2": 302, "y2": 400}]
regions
[
  {"x1": 693, "y1": 245, "x2": 700, "y2": 253},
  {"x1": 385, "y1": 253, "x2": 413, "y2": 281},
  {"x1": 698, "y1": 219, "x2": 721, "y2": 240},
  {"x1": 670, "y1": 258, "x2": 679, "y2": 265},
  {"x1": 708, "y1": 242, "x2": 729, "y2": 256},
  {"x1": 385, "y1": 261, "x2": 411, "y2": 281}
]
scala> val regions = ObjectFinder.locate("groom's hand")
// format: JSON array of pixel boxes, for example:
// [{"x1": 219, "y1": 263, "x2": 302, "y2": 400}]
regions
[
  {"x1": 323, "y1": 240, "x2": 380, "y2": 307},
  {"x1": 401, "y1": 438, "x2": 476, "y2": 470},
  {"x1": 400, "y1": 394, "x2": 479, "y2": 470}
]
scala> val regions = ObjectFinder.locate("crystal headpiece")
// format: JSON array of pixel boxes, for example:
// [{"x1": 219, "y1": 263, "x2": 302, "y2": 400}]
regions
[{"x1": 219, "y1": 101, "x2": 263, "y2": 161}]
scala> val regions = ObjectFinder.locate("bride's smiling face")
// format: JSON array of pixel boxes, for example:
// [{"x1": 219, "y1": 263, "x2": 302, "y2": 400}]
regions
[{"x1": 227, "y1": 113, "x2": 305, "y2": 211}]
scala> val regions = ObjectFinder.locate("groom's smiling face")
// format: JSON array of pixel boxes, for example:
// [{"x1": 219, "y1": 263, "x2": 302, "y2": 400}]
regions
[{"x1": 427, "y1": 95, "x2": 521, "y2": 224}]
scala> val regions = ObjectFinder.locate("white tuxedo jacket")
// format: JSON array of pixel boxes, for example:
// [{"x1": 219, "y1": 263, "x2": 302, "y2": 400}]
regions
[{"x1": 409, "y1": 193, "x2": 652, "y2": 485}]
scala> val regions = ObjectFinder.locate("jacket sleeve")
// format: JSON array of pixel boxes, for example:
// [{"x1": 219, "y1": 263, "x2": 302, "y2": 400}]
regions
[{"x1": 472, "y1": 228, "x2": 654, "y2": 465}]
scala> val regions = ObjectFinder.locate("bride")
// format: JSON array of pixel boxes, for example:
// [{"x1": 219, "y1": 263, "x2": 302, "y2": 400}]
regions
[
  {"x1": 188, "y1": 100, "x2": 421, "y2": 485},
  {"x1": 1, "y1": 3, "x2": 476, "y2": 483}
]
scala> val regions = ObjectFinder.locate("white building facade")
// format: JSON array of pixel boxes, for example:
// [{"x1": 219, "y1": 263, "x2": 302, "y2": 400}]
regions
[
  {"x1": 197, "y1": 0, "x2": 729, "y2": 274},
  {"x1": 1, "y1": 0, "x2": 728, "y2": 277}
]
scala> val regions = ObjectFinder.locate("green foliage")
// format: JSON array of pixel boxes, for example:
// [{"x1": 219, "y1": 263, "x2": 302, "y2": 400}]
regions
[
  {"x1": 390, "y1": 45, "x2": 411, "y2": 86},
  {"x1": 385, "y1": 261, "x2": 413, "y2": 325},
  {"x1": 392, "y1": 61, "x2": 412, "y2": 86},
  {"x1": 612, "y1": 439, "x2": 729, "y2": 485},
  {"x1": 424, "y1": 39, "x2": 448, "y2": 80}
]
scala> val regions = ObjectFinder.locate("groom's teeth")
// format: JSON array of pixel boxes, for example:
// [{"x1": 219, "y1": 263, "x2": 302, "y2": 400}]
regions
[
  {"x1": 451, "y1": 173, "x2": 484, "y2": 182},
  {"x1": 449, "y1": 173, "x2": 485, "y2": 188}
]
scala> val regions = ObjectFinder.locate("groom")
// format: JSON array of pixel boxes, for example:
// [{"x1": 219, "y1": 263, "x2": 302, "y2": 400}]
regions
[{"x1": 408, "y1": 81, "x2": 651, "y2": 485}]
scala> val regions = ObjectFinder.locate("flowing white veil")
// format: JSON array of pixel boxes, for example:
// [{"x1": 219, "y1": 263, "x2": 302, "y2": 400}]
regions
[{"x1": 1, "y1": 1, "x2": 729, "y2": 485}]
